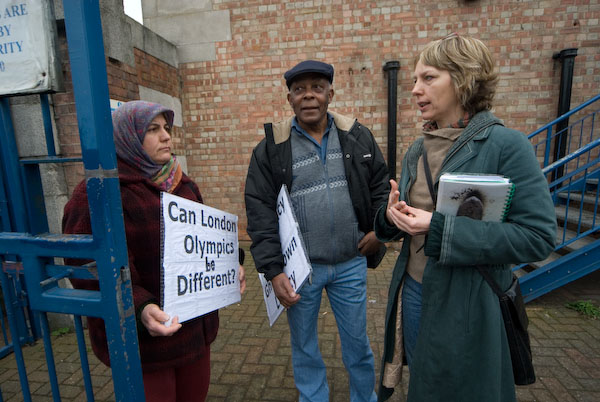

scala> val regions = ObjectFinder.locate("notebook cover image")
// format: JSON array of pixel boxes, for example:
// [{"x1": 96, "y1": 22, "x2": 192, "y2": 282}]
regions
[{"x1": 436, "y1": 173, "x2": 515, "y2": 222}]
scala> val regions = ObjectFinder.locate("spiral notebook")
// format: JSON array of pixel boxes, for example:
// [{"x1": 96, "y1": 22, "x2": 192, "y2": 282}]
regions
[{"x1": 436, "y1": 173, "x2": 515, "y2": 222}]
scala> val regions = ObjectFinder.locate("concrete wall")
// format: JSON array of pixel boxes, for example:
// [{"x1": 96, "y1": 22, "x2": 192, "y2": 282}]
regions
[{"x1": 142, "y1": 0, "x2": 231, "y2": 62}]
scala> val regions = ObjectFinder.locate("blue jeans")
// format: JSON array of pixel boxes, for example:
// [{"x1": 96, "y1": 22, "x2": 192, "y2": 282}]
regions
[
  {"x1": 287, "y1": 256, "x2": 377, "y2": 402},
  {"x1": 402, "y1": 274, "x2": 422, "y2": 368}
]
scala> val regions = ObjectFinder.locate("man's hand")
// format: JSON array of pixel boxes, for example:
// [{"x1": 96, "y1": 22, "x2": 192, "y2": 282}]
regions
[
  {"x1": 141, "y1": 304, "x2": 182, "y2": 337},
  {"x1": 271, "y1": 273, "x2": 301, "y2": 308},
  {"x1": 358, "y1": 231, "x2": 382, "y2": 256},
  {"x1": 238, "y1": 264, "x2": 247, "y2": 295}
]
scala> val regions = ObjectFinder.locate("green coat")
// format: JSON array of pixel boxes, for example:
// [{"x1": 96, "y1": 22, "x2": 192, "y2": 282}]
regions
[{"x1": 376, "y1": 111, "x2": 556, "y2": 402}]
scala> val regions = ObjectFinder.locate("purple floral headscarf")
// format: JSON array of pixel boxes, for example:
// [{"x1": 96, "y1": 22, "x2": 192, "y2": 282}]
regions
[{"x1": 112, "y1": 100, "x2": 175, "y2": 178}]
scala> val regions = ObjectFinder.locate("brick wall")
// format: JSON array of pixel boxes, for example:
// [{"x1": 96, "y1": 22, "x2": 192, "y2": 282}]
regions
[
  {"x1": 52, "y1": 1, "x2": 599, "y2": 240},
  {"x1": 181, "y1": 0, "x2": 599, "y2": 240}
]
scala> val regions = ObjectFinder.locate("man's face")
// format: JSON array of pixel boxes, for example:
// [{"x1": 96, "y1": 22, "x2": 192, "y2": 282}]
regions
[{"x1": 287, "y1": 73, "x2": 334, "y2": 129}]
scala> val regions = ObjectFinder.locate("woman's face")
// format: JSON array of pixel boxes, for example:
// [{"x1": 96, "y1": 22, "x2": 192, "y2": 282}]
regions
[
  {"x1": 412, "y1": 60, "x2": 465, "y2": 128},
  {"x1": 143, "y1": 114, "x2": 172, "y2": 165}
]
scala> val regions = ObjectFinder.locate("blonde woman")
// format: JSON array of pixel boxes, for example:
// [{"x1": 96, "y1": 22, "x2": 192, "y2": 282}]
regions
[{"x1": 376, "y1": 35, "x2": 556, "y2": 402}]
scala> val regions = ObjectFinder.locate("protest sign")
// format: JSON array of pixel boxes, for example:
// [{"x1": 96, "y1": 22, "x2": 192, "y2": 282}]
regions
[
  {"x1": 260, "y1": 185, "x2": 311, "y2": 326},
  {"x1": 161, "y1": 192, "x2": 240, "y2": 325}
]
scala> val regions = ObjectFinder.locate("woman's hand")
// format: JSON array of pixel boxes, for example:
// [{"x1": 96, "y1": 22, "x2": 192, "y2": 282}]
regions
[
  {"x1": 141, "y1": 304, "x2": 182, "y2": 337},
  {"x1": 238, "y1": 264, "x2": 246, "y2": 295},
  {"x1": 385, "y1": 179, "x2": 413, "y2": 222},
  {"x1": 385, "y1": 179, "x2": 402, "y2": 223},
  {"x1": 390, "y1": 204, "x2": 432, "y2": 236},
  {"x1": 385, "y1": 179, "x2": 432, "y2": 236}
]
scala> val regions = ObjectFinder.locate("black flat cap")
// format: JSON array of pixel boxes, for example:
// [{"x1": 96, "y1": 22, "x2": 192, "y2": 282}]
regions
[{"x1": 284, "y1": 60, "x2": 334, "y2": 89}]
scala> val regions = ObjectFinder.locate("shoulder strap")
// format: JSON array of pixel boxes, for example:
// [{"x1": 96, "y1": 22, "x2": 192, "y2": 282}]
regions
[
  {"x1": 264, "y1": 123, "x2": 286, "y2": 190},
  {"x1": 421, "y1": 147, "x2": 437, "y2": 206},
  {"x1": 475, "y1": 265, "x2": 504, "y2": 297}
]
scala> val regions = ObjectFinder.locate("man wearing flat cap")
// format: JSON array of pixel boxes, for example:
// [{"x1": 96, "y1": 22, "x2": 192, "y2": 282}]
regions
[{"x1": 245, "y1": 60, "x2": 389, "y2": 401}]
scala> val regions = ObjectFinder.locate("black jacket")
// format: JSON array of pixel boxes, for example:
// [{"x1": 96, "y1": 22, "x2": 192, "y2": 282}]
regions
[{"x1": 245, "y1": 111, "x2": 390, "y2": 280}]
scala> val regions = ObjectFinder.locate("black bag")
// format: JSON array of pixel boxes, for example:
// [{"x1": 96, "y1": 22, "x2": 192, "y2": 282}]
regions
[{"x1": 475, "y1": 267, "x2": 536, "y2": 385}]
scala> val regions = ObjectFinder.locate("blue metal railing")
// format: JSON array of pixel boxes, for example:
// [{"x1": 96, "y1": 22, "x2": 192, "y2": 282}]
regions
[
  {"x1": 515, "y1": 94, "x2": 600, "y2": 301},
  {"x1": 528, "y1": 93, "x2": 600, "y2": 169},
  {"x1": 534, "y1": 94, "x2": 600, "y2": 251},
  {"x1": 545, "y1": 139, "x2": 600, "y2": 249}
]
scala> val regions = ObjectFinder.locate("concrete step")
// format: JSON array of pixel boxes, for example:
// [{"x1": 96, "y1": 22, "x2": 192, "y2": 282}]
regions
[
  {"x1": 529, "y1": 251, "x2": 562, "y2": 270},
  {"x1": 555, "y1": 228, "x2": 597, "y2": 252},
  {"x1": 554, "y1": 204, "x2": 598, "y2": 231},
  {"x1": 557, "y1": 190, "x2": 599, "y2": 208}
]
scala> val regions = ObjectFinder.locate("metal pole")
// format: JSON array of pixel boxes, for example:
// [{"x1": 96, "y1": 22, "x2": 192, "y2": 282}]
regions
[
  {"x1": 551, "y1": 48, "x2": 578, "y2": 181},
  {"x1": 62, "y1": 1, "x2": 144, "y2": 400},
  {"x1": 383, "y1": 61, "x2": 400, "y2": 181}
]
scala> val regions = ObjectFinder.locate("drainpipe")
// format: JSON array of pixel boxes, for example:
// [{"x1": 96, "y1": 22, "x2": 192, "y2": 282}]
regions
[
  {"x1": 383, "y1": 61, "x2": 400, "y2": 181},
  {"x1": 551, "y1": 48, "x2": 578, "y2": 181}
]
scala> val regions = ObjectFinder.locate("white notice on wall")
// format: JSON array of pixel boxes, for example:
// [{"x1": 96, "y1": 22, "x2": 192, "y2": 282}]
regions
[
  {"x1": 160, "y1": 192, "x2": 240, "y2": 325},
  {"x1": 260, "y1": 185, "x2": 312, "y2": 326},
  {"x1": 0, "y1": 1, "x2": 62, "y2": 95}
]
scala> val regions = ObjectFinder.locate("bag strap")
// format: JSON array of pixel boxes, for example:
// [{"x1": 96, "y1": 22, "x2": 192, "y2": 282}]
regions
[
  {"x1": 475, "y1": 265, "x2": 505, "y2": 297},
  {"x1": 421, "y1": 147, "x2": 437, "y2": 206}
]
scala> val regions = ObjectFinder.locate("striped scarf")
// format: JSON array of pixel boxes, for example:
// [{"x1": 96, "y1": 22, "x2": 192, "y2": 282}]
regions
[{"x1": 151, "y1": 155, "x2": 183, "y2": 193}]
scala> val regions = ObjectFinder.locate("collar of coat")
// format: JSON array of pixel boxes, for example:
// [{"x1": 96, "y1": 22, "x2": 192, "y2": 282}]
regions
[{"x1": 269, "y1": 111, "x2": 356, "y2": 145}]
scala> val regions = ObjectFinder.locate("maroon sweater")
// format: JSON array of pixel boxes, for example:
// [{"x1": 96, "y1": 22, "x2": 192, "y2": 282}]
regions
[{"x1": 62, "y1": 159, "x2": 218, "y2": 371}]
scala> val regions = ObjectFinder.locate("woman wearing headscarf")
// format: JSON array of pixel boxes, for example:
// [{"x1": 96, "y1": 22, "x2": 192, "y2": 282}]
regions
[
  {"x1": 375, "y1": 35, "x2": 556, "y2": 401},
  {"x1": 63, "y1": 101, "x2": 246, "y2": 402}
]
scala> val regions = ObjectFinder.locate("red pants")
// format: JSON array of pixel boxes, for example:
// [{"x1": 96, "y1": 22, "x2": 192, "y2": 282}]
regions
[{"x1": 142, "y1": 349, "x2": 211, "y2": 402}]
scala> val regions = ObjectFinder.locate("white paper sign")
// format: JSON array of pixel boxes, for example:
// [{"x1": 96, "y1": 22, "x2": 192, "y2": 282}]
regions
[
  {"x1": 0, "y1": 1, "x2": 62, "y2": 95},
  {"x1": 161, "y1": 192, "x2": 240, "y2": 325},
  {"x1": 260, "y1": 185, "x2": 312, "y2": 326}
]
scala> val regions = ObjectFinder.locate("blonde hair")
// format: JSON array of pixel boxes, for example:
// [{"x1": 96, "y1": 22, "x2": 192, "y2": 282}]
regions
[{"x1": 417, "y1": 34, "x2": 498, "y2": 114}]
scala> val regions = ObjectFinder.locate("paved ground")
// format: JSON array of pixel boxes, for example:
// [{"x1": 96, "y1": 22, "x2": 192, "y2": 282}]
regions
[{"x1": 1, "y1": 243, "x2": 599, "y2": 401}]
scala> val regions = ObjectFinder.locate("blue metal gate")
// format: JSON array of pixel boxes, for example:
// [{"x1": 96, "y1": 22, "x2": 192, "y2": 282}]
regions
[{"x1": 0, "y1": 1, "x2": 144, "y2": 401}]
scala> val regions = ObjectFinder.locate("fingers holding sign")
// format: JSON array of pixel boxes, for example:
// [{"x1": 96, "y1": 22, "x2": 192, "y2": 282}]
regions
[
  {"x1": 272, "y1": 272, "x2": 300, "y2": 308},
  {"x1": 238, "y1": 264, "x2": 246, "y2": 295},
  {"x1": 141, "y1": 303, "x2": 182, "y2": 337}
]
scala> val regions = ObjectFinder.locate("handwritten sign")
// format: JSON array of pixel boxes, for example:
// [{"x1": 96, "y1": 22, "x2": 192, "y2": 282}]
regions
[
  {"x1": 160, "y1": 192, "x2": 240, "y2": 325},
  {"x1": 0, "y1": 1, "x2": 62, "y2": 95},
  {"x1": 260, "y1": 185, "x2": 311, "y2": 326}
]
